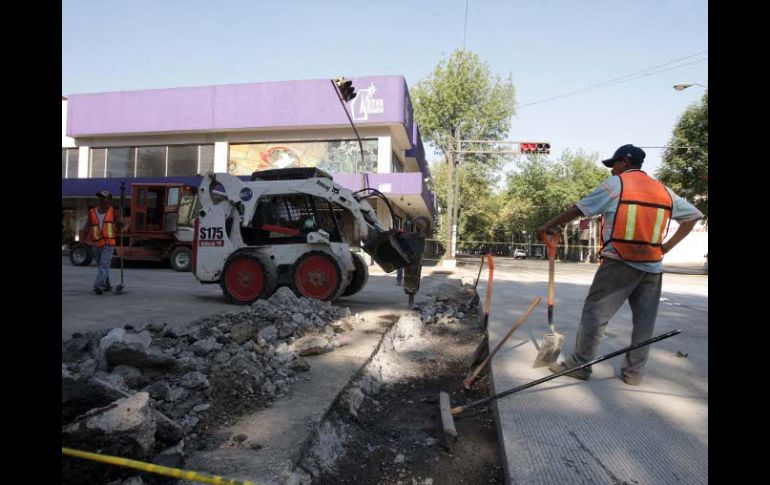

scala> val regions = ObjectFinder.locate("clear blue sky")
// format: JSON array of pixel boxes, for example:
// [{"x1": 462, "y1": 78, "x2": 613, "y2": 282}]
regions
[{"x1": 62, "y1": 0, "x2": 708, "y2": 177}]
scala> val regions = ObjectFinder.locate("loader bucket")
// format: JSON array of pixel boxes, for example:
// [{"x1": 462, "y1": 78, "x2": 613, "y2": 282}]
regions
[{"x1": 363, "y1": 230, "x2": 425, "y2": 273}]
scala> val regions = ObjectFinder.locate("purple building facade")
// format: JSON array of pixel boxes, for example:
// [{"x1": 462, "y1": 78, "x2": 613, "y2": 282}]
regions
[{"x1": 61, "y1": 76, "x2": 436, "y2": 243}]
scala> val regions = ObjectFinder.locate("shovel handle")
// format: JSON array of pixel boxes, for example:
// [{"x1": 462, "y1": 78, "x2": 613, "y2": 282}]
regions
[
  {"x1": 542, "y1": 232, "x2": 558, "y2": 323},
  {"x1": 465, "y1": 296, "x2": 542, "y2": 387},
  {"x1": 484, "y1": 252, "x2": 494, "y2": 317}
]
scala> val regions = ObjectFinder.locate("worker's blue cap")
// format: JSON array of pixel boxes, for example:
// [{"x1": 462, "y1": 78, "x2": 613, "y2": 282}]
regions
[{"x1": 602, "y1": 144, "x2": 646, "y2": 167}]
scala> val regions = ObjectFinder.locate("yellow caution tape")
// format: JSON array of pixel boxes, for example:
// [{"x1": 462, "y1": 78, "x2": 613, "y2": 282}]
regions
[{"x1": 62, "y1": 447, "x2": 258, "y2": 485}]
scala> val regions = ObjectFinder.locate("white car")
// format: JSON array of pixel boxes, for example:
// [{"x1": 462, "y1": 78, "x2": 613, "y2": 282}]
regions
[{"x1": 513, "y1": 249, "x2": 527, "y2": 259}]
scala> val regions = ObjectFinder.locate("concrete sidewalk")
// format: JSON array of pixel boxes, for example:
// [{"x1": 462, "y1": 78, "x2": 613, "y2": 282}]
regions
[{"x1": 469, "y1": 260, "x2": 707, "y2": 484}]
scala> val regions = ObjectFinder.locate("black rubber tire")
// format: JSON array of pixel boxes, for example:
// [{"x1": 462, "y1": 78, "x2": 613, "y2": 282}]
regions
[
  {"x1": 69, "y1": 243, "x2": 93, "y2": 266},
  {"x1": 170, "y1": 246, "x2": 192, "y2": 272},
  {"x1": 342, "y1": 251, "x2": 369, "y2": 297},
  {"x1": 220, "y1": 251, "x2": 278, "y2": 305},
  {"x1": 290, "y1": 251, "x2": 344, "y2": 302}
]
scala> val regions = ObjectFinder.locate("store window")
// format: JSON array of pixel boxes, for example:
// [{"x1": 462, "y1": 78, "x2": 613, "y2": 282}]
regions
[
  {"x1": 136, "y1": 146, "x2": 166, "y2": 177},
  {"x1": 66, "y1": 149, "x2": 79, "y2": 178},
  {"x1": 228, "y1": 140, "x2": 378, "y2": 176},
  {"x1": 199, "y1": 145, "x2": 215, "y2": 174},
  {"x1": 90, "y1": 149, "x2": 107, "y2": 178},
  {"x1": 168, "y1": 145, "x2": 197, "y2": 176},
  {"x1": 106, "y1": 147, "x2": 135, "y2": 178}
]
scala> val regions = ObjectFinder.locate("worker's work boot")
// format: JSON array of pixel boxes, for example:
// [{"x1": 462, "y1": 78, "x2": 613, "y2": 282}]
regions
[
  {"x1": 621, "y1": 374, "x2": 643, "y2": 386},
  {"x1": 549, "y1": 361, "x2": 590, "y2": 381},
  {"x1": 93, "y1": 286, "x2": 103, "y2": 295}
]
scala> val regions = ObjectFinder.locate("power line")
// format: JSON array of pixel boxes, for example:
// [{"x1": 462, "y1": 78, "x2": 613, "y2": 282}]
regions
[{"x1": 516, "y1": 51, "x2": 708, "y2": 109}]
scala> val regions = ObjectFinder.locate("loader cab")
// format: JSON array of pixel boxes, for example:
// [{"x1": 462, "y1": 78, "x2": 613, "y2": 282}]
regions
[{"x1": 241, "y1": 193, "x2": 344, "y2": 246}]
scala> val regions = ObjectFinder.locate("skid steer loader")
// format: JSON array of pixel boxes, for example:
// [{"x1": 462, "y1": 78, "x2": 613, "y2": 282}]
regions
[{"x1": 193, "y1": 168, "x2": 426, "y2": 304}]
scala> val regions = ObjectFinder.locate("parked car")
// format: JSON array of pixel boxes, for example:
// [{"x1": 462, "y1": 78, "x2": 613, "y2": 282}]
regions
[{"x1": 513, "y1": 249, "x2": 527, "y2": 259}]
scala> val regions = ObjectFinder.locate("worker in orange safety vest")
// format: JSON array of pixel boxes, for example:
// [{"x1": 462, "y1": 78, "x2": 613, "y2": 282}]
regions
[
  {"x1": 80, "y1": 190, "x2": 123, "y2": 295},
  {"x1": 537, "y1": 144, "x2": 703, "y2": 385}
]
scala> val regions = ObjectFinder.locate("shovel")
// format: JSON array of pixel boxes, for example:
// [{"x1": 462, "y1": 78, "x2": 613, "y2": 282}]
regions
[
  {"x1": 115, "y1": 181, "x2": 126, "y2": 294},
  {"x1": 532, "y1": 231, "x2": 564, "y2": 367}
]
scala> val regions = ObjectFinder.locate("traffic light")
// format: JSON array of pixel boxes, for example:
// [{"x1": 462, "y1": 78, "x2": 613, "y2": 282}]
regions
[
  {"x1": 335, "y1": 77, "x2": 357, "y2": 102},
  {"x1": 520, "y1": 142, "x2": 551, "y2": 155}
]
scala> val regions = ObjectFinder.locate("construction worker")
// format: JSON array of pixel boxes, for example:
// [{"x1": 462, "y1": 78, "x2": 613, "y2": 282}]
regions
[
  {"x1": 81, "y1": 190, "x2": 121, "y2": 295},
  {"x1": 537, "y1": 144, "x2": 703, "y2": 385}
]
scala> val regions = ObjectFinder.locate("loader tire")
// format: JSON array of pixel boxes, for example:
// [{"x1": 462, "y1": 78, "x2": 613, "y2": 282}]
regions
[
  {"x1": 341, "y1": 251, "x2": 369, "y2": 297},
  {"x1": 220, "y1": 252, "x2": 277, "y2": 305},
  {"x1": 69, "y1": 243, "x2": 93, "y2": 266},
  {"x1": 291, "y1": 251, "x2": 343, "y2": 302}
]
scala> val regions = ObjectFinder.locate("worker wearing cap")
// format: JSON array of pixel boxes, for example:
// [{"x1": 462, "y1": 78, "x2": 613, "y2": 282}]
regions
[
  {"x1": 81, "y1": 190, "x2": 122, "y2": 295},
  {"x1": 537, "y1": 144, "x2": 703, "y2": 385}
]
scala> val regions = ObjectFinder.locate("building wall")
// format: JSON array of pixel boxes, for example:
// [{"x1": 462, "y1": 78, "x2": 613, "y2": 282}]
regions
[{"x1": 62, "y1": 99, "x2": 76, "y2": 148}]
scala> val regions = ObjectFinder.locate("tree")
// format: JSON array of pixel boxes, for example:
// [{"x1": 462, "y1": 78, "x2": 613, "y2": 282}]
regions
[
  {"x1": 501, "y1": 149, "x2": 606, "y2": 257},
  {"x1": 412, "y1": 49, "x2": 517, "y2": 256},
  {"x1": 656, "y1": 92, "x2": 708, "y2": 224}
]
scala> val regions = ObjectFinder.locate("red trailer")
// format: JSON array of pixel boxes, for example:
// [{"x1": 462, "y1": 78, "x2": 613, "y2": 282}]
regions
[{"x1": 69, "y1": 183, "x2": 198, "y2": 271}]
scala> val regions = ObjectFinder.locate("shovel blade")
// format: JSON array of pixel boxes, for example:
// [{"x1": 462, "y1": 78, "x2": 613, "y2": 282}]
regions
[{"x1": 533, "y1": 331, "x2": 565, "y2": 368}]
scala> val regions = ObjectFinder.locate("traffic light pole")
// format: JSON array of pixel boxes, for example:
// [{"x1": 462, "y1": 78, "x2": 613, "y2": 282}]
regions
[
  {"x1": 330, "y1": 79, "x2": 366, "y2": 173},
  {"x1": 444, "y1": 139, "x2": 550, "y2": 265}
]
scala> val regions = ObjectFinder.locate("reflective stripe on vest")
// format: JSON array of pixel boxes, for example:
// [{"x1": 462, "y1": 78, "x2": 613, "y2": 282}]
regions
[
  {"x1": 606, "y1": 171, "x2": 673, "y2": 263},
  {"x1": 89, "y1": 207, "x2": 117, "y2": 247}
]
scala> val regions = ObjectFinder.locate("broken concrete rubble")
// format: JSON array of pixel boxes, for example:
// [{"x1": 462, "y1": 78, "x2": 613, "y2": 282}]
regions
[
  {"x1": 62, "y1": 286, "x2": 363, "y2": 484},
  {"x1": 63, "y1": 392, "x2": 157, "y2": 457}
]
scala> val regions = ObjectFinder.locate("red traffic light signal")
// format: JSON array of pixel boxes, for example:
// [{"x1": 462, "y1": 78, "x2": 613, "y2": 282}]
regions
[
  {"x1": 520, "y1": 142, "x2": 550, "y2": 155},
  {"x1": 335, "y1": 77, "x2": 357, "y2": 102}
]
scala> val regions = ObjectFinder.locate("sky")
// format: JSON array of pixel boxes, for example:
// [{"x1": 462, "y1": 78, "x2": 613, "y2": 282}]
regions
[{"x1": 62, "y1": 0, "x2": 708, "y2": 178}]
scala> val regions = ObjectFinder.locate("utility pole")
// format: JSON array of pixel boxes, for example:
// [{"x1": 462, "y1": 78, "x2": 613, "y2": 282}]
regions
[
  {"x1": 444, "y1": 136, "x2": 456, "y2": 269},
  {"x1": 451, "y1": 137, "x2": 461, "y2": 260}
]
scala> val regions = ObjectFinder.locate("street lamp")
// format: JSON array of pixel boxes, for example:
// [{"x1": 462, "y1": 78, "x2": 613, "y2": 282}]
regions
[{"x1": 673, "y1": 82, "x2": 707, "y2": 91}]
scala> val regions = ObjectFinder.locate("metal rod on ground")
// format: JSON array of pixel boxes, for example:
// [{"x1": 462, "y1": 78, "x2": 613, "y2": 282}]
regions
[
  {"x1": 463, "y1": 296, "x2": 542, "y2": 389},
  {"x1": 438, "y1": 329, "x2": 681, "y2": 448},
  {"x1": 453, "y1": 329, "x2": 681, "y2": 415}
]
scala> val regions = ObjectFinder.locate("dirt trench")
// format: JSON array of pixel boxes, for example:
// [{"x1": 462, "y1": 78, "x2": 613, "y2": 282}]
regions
[{"x1": 297, "y1": 285, "x2": 504, "y2": 485}]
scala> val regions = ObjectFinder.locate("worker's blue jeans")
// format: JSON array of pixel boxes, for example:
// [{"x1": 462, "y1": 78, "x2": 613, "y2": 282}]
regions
[
  {"x1": 565, "y1": 258, "x2": 662, "y2": 381},
  {"x1": 92, "y1": 245, "x2": 115, "y2": 290}
]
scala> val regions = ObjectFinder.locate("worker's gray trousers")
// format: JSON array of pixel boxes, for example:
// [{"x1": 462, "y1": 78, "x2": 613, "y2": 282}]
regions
[
  {"x1": 92, "y1": 245, "x2": 115, "y2": 290},
  {"x1": 566, "y1": 258, "x2": 662, "y2": 380}
]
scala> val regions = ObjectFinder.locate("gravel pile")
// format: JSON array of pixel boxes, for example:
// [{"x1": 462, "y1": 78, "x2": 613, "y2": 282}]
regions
[{"x1": 61, "y1": 287, "x2": 362, "y2": 483}]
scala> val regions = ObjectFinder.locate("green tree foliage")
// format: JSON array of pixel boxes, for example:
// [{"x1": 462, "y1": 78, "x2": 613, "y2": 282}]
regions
[
  {"x1": 429, "y1": 160, "x2": 502, "y2": 242},
  {"x1": 502, "y1": 149, "x2": 607, "y2": 239},
  {"x1": 412, "y1": 49, "x2": 517, "y2": 240},
  {"x1": 656, "y1": 92, "x2": 708, "y2": 224}
]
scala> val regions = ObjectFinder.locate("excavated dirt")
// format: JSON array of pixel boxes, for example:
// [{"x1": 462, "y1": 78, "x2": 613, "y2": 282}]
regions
[{"x1": 307, "y1": 285, "x2": 504, "y2": 485}]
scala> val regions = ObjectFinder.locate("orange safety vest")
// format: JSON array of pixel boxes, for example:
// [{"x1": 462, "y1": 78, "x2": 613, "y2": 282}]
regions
[
  {"x1": 89, "y1": 206, "x2": 117, "y2": 247},
  {"x1": 605, "y1": 170, "x2": 673, "y2": 263}
]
